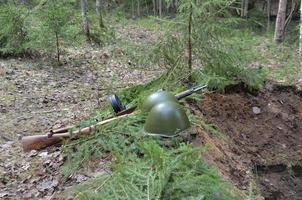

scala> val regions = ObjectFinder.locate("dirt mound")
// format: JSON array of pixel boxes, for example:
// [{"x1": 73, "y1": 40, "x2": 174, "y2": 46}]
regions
[{"x1": 192, "y1": 82, "x2": 302, "y2": 200}]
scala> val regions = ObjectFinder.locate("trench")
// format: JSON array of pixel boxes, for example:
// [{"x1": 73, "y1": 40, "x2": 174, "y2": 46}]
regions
[{"x1": 190, "y1": 82, "x2": 302, "y2": 200}]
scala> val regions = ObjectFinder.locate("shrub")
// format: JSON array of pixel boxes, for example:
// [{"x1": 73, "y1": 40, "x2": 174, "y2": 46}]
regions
[
  {"x1": 25, "y1": 0, "x2": 82, "y2": 63},
  {"x1": 150, "y1": 0, "x2": 266, "y2": 91},
  {"x1": 0, "y1": 4, "x2": 28, "y2": 56}
]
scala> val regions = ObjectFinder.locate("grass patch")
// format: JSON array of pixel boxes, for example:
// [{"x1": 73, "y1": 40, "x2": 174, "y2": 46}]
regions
[{"x1": 226, "y1": 29, "x2": 301, "y2": 85}]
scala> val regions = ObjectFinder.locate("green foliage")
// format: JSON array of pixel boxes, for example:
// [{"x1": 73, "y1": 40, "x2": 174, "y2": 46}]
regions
[
  {"x1": 90, "y1": 26, "x2": 116, "y2": 46},
  {"x1": 228, "y1": 28, "x2": 301, "y2": 85},
  {"x1": 65, "y1": 141, "x2": 242, "y2": 200},
  {"x1": 62, "y1": 112, "x2": 146, "y2": 177},
  {"x1": 201, "y1": 122, "x2": 225, "y2": 139},
  {"x1": 0, "y1": 4, "x2": 28, "y2": 56},
  {"x1": 0, "y1": 0, "x2": 116, "y2": 60},
  {"x1": 88, "y1": 14, "x2": 116, "y2": 46},
  {"x1": 0, "y1": 1, "x2": 86, "y2": 60},
  {"x1": 246, "y1": 180, "x2": 262, "y2": 200},
  {"x1": 26, "y1": 0, "x2": 82, "y2": 62},
  {"x1": 151, "y1": 0, "x2": 265, "y2": 91}
]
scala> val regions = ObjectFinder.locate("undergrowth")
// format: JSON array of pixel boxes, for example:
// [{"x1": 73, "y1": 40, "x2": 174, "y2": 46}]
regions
[
  {"x1": 228, "y1": 28, "x2": 302, "y2": 86},
  {"x1": 0, "y1": 4, "x2": 28, "y2": 56},
  {"x1": 64, "y1": 140, "x2": 242, "y2": 200}
]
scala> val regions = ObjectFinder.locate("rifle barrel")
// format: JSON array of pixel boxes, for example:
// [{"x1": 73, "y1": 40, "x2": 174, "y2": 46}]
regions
[
  {"x1": 175, "y1": 84, "x2": 207, "y2": 100},
  {"x1": 193, "y1": 84, "x2": 208, "y2": 92}
]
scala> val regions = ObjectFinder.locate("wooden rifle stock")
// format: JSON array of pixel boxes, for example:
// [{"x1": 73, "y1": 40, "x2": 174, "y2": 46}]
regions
[
  {"x1": 21, "y1": 133, "x2": 70, "y2": 152},
  {"x1": 21, "y1": 113, "x2": 134, "y2": 152}
]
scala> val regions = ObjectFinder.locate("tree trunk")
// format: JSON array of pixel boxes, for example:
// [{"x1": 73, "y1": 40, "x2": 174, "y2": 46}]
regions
[
  {"x1": 187, "y1": 2, "x2": 193, "y2": 83},
  {"x1": 241, "y1": 0, "x2": 249, "y2": 17},
  {"x1": 137, "y1": 0, "x2": 140, "y2": 16},
  {"x1": 131, "y1": 0, "x2": 135, "y2": 18},
  {"x1": 20, "y1": 0, "x2": 27, "y2": 4},
  {"x1": 75, "y1": 0, "x2": 81, "y2": 9},
  {"x1": 81, "y1": 0, "x2": 90, "y2": 41},
  {"x1": 244, "y1": 0, "x2": 249, "y2": 17},
  {"x1": 284, "y1": 0, "x2": 296, "y2": 31},
  {"x1": 267, "y1": 0, "x2": 271, "y2": 32},
  {"x1": 55, "y1": 31, "x2": 60, "y2": 63},
  {"x1": 274, "y1": 0, "x2": 288, "y2": 43},
  {"x1": 299, "y1": 0, "x2": 302, "y2": 61},
  {"x1": 153, "y1": 0, "x2": 156, "y2": 16},
  {"x1": 96, "y1": 0, "x2": 105, "y2": 28},
  {"x1": 159, "y1": 0, "x2": 162, "y2": 17}
]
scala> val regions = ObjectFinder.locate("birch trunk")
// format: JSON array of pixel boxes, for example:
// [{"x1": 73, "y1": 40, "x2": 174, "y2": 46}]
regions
[
  {"x1": 274, "y1": 0, "x2": 288, "y2": 43},
  {"x1": 81, "y1": 0, "x2": 90, "y2": 40}
]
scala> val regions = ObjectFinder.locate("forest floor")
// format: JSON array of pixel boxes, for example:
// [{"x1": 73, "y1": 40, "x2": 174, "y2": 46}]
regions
[
  {"x1": 1, "y1": 19, "x2": 302, "y2": 199},
  {"x1": 0, "y1": 23, "x2": 162, "y2": 199}
]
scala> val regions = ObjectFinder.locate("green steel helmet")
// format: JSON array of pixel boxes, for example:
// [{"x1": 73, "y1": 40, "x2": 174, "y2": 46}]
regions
[
  {"x1": 144, "y1": 101, "x2": 190, "y2": 136},
  {"x1": 142, "y1": 91, "x2": 177, "y2": 112}
]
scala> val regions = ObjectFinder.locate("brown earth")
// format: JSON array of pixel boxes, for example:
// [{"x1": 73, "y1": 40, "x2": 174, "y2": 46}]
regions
[{"x1": 190, "y1": 82, "x2": 302, "y2": 200}]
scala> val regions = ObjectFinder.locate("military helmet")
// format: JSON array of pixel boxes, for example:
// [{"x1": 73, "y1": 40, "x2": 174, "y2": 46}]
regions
[
  {"x1": 142, "y1": 91, "x2": 177, "y2": 112},
  {"x1": 144, "y1": 101, "x2": 190, "y2": 136}
]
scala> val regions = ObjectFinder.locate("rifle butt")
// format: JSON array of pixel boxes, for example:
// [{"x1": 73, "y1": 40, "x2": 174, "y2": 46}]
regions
[{"x1": 21, "y1": 133, "x2": 70, "y2": 152}]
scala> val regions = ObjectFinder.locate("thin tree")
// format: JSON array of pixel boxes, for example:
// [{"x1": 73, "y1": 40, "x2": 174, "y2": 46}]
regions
[
  {"x1": 187, "y1": 2, "x2": 193, "y2": 82},
  {"x1": 241, "y1": 0, "x2": 248, "y2": 17},
  {"x1": 299, "y1": 0, "x2": 302, "y2": 61},
  {"x1": 96, "y1": 0, "x2": 105, "y2": 28},
  {"x1": 274, "y1": 0, "x2": 288, "y2": 43},
  {"x1": 137, "y1": 0, "x2": 140, "y2": 16},
  {"x1": 37, "y1": 0, "x2": 72, "y2": 63},
  {"x1": 159, "y1": 0, "x2": 162, "y2": 17},
  {"x1": 81, "y1": 0, "x2": 90, "y2": 40},
  {"x1": 267, "y1": 0, "x2": 271, "y2": 32},
  {"x1": 284, "y1": 0, "x2": 296, "y2": 31},
  {"x1": 153, "y1": 0, "x2": 156, "y2": 15}
]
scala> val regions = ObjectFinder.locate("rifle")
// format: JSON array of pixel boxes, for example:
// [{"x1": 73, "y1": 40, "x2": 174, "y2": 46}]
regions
[
  {"x1": 21, "y1": 84, "x2": 207, "y2": 152},
  {"x1": 21, "y1": 110, "x2": 135, "y2": 152}
]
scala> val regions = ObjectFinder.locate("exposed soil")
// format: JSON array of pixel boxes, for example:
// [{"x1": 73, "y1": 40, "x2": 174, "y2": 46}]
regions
[{"x1": 191, "y1": 82, "x2": 302, "y2": 200}]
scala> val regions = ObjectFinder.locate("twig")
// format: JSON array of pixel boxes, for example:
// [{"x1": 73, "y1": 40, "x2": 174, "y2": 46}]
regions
[{"x1": 95, "y1": 174, "x2": 114, "y2": 192}]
